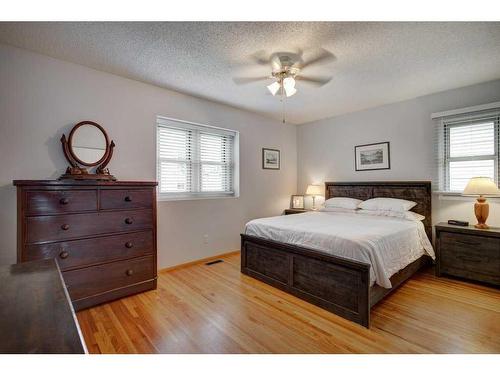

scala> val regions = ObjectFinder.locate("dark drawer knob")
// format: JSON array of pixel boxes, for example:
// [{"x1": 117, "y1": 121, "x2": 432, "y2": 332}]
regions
[
  {"x1": 59, "y1": 197, "x2": 69, "y2": 205},
  {"x1": 125, "y1": 269, "x2": 134, "y2": 276},
  {"x1": 59, "y1": 250, "x2": 69, "y2": 259},
  {"x1": 125, "y1": 217, "x2": 133, "y2": 225},
  {"x1": 61, "y1": 224, "x2": 70, "y2": 230},
  {"x1": 125, "y1": 241, "x2": 133, "y2": 248},
  {"x1": 124, "y1": 196, "x2": 132, "y2": 202}
]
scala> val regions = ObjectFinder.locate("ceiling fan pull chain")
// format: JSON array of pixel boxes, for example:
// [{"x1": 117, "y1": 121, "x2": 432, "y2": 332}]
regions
[{"x1": 282, "y1": 98, "x2": 286, "y2": 124}]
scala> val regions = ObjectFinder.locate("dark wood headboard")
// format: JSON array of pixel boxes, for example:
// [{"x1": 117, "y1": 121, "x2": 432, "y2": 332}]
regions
[{"x1": 325, "y1": 181, "x2": 432, "y2": 240}]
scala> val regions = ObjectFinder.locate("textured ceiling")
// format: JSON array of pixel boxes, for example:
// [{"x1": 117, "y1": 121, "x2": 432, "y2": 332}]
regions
[{"x1": 1, "y1": 22, "x2": 500, "y2": 124}]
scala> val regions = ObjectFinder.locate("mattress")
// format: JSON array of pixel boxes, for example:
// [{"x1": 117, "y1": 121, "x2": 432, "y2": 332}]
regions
[{"x1": 245, "y1": 211, "x2": 435, "y2": 288}]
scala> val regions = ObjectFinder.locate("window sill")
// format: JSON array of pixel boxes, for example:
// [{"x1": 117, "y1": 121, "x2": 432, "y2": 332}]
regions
[
  {"x1": 433, "y1": 191, "x2": 500, "y2": 201},
  {"x1": 433, "y1": 191, "x2": 463, "y2": 196},
  {"x1": 157, "y1": 194, "x2": 239, "y2": 202}
]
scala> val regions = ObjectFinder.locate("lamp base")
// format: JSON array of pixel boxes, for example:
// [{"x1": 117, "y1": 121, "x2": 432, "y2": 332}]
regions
[
  {"x1": 311, "y1": 195, "x2": 317, "y2": 210},
  {"x1": 474, "y1": 196, "x2": 489, "y2": 229},
  {"x1": 474, "y1": 223, "x2": 490, "y2": 229}
]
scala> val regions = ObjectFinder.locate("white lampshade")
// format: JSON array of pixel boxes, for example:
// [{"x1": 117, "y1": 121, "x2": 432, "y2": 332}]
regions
[
  {"x1": 306, "y1": 184, "x2": 322, "y2": 196},
  {"x1": 267, "y1": 81, "x2": 280, "y2": 96},
  {"x1": 463, "y1": 177, "x2": 499, "y2": 196}
]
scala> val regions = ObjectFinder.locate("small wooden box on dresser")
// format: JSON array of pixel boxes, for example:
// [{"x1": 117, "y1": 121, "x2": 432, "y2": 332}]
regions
[
  {"x1": 435, "y1": 222, "x2": 500, "y2": 287},
  {"x1": 14, "y1": 180, "x2": 158, "y2": 310}
]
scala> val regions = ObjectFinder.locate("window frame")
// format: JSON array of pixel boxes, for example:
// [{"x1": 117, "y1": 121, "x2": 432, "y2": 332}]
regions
[
  {"x1": 156, "y1": 116, "x2": 240, "y2": 201},
  {"x1": 442, "y1": 115, "x2": 499, "y2": 192}
]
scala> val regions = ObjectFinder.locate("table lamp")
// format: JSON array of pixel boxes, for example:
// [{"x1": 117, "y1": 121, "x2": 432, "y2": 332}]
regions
[
  {"x1": 306, "y1": 184, "x2": 323, "y2": 210},
  {"x1": 462, "y1": 177, "x2": 499, "y2": 229}
]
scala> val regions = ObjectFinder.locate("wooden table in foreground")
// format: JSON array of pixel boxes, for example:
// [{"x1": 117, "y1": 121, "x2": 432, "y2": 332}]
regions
[{"x1": 0, "y1": 259, "x2": 87, "y2": 353}]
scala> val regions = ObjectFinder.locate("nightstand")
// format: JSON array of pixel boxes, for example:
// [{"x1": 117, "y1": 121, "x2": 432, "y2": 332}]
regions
[
  {"x1": 435, "y1": 222, "x2": 500, "y2": 287},
  {"x1": 284, "y1": 208, "x2": 309, "y2": 215}
]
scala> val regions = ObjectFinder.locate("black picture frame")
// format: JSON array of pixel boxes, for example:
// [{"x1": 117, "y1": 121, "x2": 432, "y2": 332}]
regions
[
  {"x1": 262, "y1": 148, "x2": 280, "y2": 170},
  {"x1": 354, "y1": 142, "x2": 390, "y2": 171}
]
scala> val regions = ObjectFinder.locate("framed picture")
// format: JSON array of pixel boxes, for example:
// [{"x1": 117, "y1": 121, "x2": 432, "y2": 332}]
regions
[
  {"x1": 262, "y1": 148, "x2": 280, "y2": 170},
  {"x1": 355, "y1": 142, "x2": 390, "y2": 171},
  {"x1": 290, "y1": 195, "x2": 305, "y2": 209}
]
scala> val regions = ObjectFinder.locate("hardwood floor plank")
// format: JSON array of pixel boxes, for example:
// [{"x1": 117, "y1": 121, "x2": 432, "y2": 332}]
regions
[
  {"x1": 77, "y1": 253, "x2": 500, "y2": 353},
  {"x1": 159, "y1": 273, "x2": 255, "y2": 353},
  {"x1": 194, "y1": 258, "x2": 426, "y2": 353},
  {"x1": 171, "y1": 265, "x2": 332, "y2": 353}
]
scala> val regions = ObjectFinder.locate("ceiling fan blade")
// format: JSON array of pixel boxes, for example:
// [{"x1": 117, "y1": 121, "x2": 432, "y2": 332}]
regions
[
  {"x1": 232, "y1": 76, "x2": 271, "y2": 85},
  {"x1": 249, "y1": 50, "x2": 271, "y2": 66},
  {"x1": 300, "y1": 48, "x2": 336, "y2": 69},
  {"x1": 270, "y1": 55, "x2": 282, "y2": 72},
  {"x1": 295, "y1": 75, "x2": 332, "y2": 86}
]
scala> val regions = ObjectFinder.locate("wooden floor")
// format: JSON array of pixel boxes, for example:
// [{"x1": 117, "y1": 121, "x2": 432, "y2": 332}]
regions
[{"x1": 77, "y1": 253, "x2": 500, "y2": 353}]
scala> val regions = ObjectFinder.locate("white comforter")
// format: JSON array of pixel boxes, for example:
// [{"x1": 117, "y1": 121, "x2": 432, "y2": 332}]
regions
[{"x1": 245, "y1": 211, "x2": 435, "y2": 288}]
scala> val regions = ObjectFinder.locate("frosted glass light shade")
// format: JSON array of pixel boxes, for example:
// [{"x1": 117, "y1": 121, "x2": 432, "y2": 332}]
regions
[
  {"x1": 306, "y1": 184, "x2": 322, "y2": 196},
  {"x1": 267, "y1": 81, "x2": 280, "y2": 96},
  {"x1": 285, "y1": 86, "x2": 297, "y2": 97},
  {"x1": 463, "y1": 177, "x2": 499, "y2": 196},
  {"x1": 283, "y1": 77, "x2": 296, "y2": 97},
  {"x1": 283, "y1": 76, "x2": 295, "y2": 89}
]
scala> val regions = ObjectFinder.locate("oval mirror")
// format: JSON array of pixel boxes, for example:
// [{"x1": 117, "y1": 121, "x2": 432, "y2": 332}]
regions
[{"x1": 69, "y1": 122, "x2": 108, "y2": 166}]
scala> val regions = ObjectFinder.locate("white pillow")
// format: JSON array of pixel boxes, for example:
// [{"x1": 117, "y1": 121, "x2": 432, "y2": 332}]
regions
[
  {"x1": 358, "y1": 209, "x2": 425, "y2": 221},
  {"x1": 319, "y1": 207, "x2": 358, "y2": 213},
  {"x1": 324, "y1": 197, "x2": 363, "y2": 210},
  {"x1": 358, "y1": 197, "x2": 416, "y2": 212}
]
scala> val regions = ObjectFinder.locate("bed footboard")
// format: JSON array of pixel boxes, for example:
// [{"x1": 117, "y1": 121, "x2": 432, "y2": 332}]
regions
[{"x1": 241, "y1": 234, "x2": 371, "y2": 327}]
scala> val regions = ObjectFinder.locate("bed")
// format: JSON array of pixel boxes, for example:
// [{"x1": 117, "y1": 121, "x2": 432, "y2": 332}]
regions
[{"x1": 240, "y1": 181, "x2": 433, "y2": 328}]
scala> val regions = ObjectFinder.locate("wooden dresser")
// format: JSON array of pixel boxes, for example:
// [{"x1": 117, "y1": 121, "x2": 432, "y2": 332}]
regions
[
  {"x1": 14, "y1": 180, "x2": 158, "y2": 310},
  {"x1": 435, "y1": 222, "x2": 500, "y2": 287}
]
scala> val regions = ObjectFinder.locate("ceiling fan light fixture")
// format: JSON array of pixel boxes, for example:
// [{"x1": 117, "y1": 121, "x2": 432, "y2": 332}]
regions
[
  {"x1": 283, "y1": 76, "x2": 295, "y2": 89},
  {"x1": 285, "y1": 86, "x2": 297, "y2": 97},
  {"x1": 283, "y1": 76, "x2": 297, "y2": 97},
  {"x1": 267, "y1": 81, "x2": 280, "y2": 96}
]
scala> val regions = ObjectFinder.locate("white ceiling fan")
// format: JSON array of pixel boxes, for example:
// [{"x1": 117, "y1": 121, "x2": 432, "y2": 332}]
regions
[{"x1": 233, "y1": 48, "x2": 335, "y2": 123}]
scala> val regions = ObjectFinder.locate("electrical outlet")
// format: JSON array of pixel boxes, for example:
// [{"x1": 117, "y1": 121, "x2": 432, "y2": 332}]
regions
[{"x1": 203, "y1": 234, "x2": 209, "y2": 244}]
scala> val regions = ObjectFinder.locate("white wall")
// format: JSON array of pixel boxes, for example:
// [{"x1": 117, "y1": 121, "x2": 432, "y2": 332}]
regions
[
  {"x1": 297, "y1": 79, "x2": 500, "y2": 227},
  {"x1": 0, "y1": 44, "x2": 297, "y2": 267}
]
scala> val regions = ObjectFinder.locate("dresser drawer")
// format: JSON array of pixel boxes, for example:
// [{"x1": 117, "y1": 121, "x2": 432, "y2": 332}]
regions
[
  {"x1": 100, "y1": 189, "x2": 153, "y2": 210},
  {"x1": 440, "y1": 232, "x2": 498, "y2": 254},
  {"x1": 440, "y1": 232, "x2": 500, "y2": 281},
  {"x1": 24, "y1": 230, "x2": 154, "y2": 270},
  {"x1": 63, "y1": 256, "x2": 155, "y2": 301},
  {"x1": 26, "y1": 190, "x2": 97, "y2": 215},
  {"x1": 26, "y1": 209, "x2": 153, "y2": 243}
]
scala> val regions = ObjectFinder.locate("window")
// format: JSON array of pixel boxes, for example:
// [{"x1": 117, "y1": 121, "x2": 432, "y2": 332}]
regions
[
  {"x1": 441, "y1": 113, "x2": 500, "y2": 192},
  {"x1": 157, "y1": 117, "x2": 239, "y2": 199}
]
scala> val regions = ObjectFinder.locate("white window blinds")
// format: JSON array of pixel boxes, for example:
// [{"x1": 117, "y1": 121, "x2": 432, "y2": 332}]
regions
[
  {"x1": 157, "y1": 126, "x2": 193, "y2": 193},
  {"x1": 157, "y1": 117, "x2": 238, "y2": 199},
  {"x1": 438, "y1": 112, "x2": 500, "y2": 192}
]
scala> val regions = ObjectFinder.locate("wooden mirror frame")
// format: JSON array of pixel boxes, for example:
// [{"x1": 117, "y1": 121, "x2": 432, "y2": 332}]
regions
[
  {"x1": 68, "y1": 121, "x2": 109, "y2": 167},
  {"x1": 59, "y1": 121, "x2": 116, "y2": 181}
]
